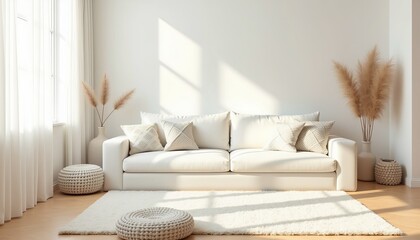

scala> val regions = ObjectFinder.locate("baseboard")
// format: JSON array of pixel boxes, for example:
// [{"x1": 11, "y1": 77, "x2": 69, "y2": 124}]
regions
[{"x1": 411, "y1": 178, "x2": 420, "y2": 188}]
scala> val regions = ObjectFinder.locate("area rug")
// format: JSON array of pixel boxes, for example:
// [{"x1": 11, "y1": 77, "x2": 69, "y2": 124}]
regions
[{"x1": 59, "y1": 191, "x2": 402, "y2": 236}]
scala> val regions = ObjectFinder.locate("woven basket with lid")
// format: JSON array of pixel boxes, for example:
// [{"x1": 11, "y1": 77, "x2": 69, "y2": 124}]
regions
[{"x1": 375, "y1": 159, "x2": 402, "y2": 185}]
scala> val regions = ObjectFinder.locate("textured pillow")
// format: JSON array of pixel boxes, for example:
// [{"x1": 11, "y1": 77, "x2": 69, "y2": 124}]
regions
[
  {"x1": 264, "y1": 122, "x2": 305, "y2": 152},
  {"x1": 295, "y1": 121, "x2": 335, "y2": 154},
  {"x1": 140, "y1": 112, "x2": 230, "y2": 150},
  {"x1": 230, "y1": 112, "x2": 320, "y2": 150},
  {"x1": 161, "y1": 120, "x2": 199, "y2": 151},
  {"x1": 121, "y1": 124, "x2": 163, "y2": 155}
]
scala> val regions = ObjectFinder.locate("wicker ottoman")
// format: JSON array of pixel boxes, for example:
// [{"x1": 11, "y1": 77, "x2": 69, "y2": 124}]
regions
[
  {"x1": 116, "y1": 207, "x2": 194, "y2": 240},
  {"x1": 375, "y1": 159, "x2": 402, "y2": 185},
  {"x1": 58, "y1": 164, "x2": 104, "y2": 194}
]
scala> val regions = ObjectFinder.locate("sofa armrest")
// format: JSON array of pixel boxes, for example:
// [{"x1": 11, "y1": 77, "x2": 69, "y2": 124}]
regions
[
  {"x1": 328, "y1": 136, "x2": 357, "y2": 191},
  {"x1": 103, "y1": 136, "x2": 129, "y2": 190}
]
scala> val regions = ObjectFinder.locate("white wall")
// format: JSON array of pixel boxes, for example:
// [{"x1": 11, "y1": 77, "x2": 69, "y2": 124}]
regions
[
  {"x1": 389, "y1": 0, "x2": 412, "y2": 185},
  {"x1": 93, "y1": 0, "x2": 390, "y2": 158},
  {"x1": 389, "y1": 0, "x2": 420, "y2": 187},
  {"x1": 412, "y1": 0, "x2": 420, "y2": 187}
]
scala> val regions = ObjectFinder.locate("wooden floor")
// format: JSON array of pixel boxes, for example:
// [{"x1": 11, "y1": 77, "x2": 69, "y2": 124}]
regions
[{"x1": 0, "y1": 181, "x2": 419, "y2": 240}]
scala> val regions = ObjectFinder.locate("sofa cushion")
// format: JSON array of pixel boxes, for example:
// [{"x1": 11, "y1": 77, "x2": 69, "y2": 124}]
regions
[
  {"x1": 264, "y1": 122, "x2": 305, "y2": 152},
  {"x1": 230, "y1": 112, "x2": 320, "y2": 150},
  {"x1": 296, "y1": 121, "x2": 335, "y2": 154},
  {"x1": 123, "y1": 149, "x2": 230, "y2": 173},
  {"x1": 230, "y1": 149, "x2": 336, "y2": 173},
  {"x1": 121, "y1": 124, "x2": 163, "y2": 155},
  {"x1": 141, "y1": 112, "x2": 230, "y2": 150},
  {"x1": 161, "y1": 120, "x2": 198, "y2": 151}
]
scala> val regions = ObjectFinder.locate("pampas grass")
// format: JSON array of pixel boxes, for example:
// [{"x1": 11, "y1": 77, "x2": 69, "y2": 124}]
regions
[
  {"x1": 100, "y1": 74, "x2": 109, "y2": 123},
  {"x1": 82, "y1": 74, "x2": 135, "y2": 127},
  {"x1": 114, "y1": 89, "x2": 135, "y2": 110},
  {"x1": 82, "y1": 82, "x2": 98, "y2": 107},
  {"x1": 102, "y1": 89, "x2": 135, "y2": 124},
  {"x1": 334, "y1": 47, "x2": 393, "y2": 142}
]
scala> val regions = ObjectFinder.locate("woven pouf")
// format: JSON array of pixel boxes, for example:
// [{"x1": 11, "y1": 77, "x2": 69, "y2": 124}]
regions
[
  {"x1": 116, "y1": 207, "x2": 194, "y2": 240},
  {"x1": 375, "y1": 159, "x2": 402, "y2": 185},
  {"x1": 58, "y1": 164, "x2": 104, "y2": 194}
]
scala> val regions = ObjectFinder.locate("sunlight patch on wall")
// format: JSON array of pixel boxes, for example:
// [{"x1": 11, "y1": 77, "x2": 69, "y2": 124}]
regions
[
  {"x1": 158, "y1": 19, "x2": 202, "y2": 114},
  {"x1": 159, "y1": 65, "x2": 201, "y2": 114},
  {"x1": 219, "y1": 62, "x2": 279, "y2": 114}
]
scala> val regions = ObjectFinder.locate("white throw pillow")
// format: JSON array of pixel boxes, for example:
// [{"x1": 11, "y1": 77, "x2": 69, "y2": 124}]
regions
[
  {"x1": 161, "y1": 120, "x2": 199, "y2": 151},
  {"x1": 295, "y1": 121, "x2": 335, "y2": 154},
  {"x1": 230, "y1": 112, "x2": 320, "y2": 150},
  {"x1": 264, "y1": 122, "x2": 305, "y2": 152},
  {"x1": 141, "y1": 112, "x2": 230, "y2": 150},
  {"x1": 121, "y1": 124, "x2": 163, "y2": 155}
]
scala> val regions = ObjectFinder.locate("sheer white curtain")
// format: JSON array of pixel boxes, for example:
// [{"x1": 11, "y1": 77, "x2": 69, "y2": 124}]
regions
[
  {"x1": 0, "y1": 0, "x2": 53, "y2": 224},
  {"x1": 63, "y1": 0, "x2": 94, "y2": 166}
]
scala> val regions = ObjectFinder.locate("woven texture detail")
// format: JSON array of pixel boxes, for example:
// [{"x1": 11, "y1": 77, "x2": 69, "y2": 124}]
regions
[
  {"x1": 58, "y1": 164, "x2": 104, "y2": 194},
  {"x1": 296, "y1": 121, "x2": 334, "y2": 154},
  {"x1": 375, "y1": 159, "x2": 402, "y2": 185},
  {"x1": 116, "y1": 207, "x2": 194, "y2": 240},
  {"x1": 121, "y1": 124, "x2": 163, "y2": 155},
  {"x1": 264, "y1": 122, "x2": 305, "y2": 152},
  {"x1": 161, "y1": 121, "x2": 198, "y2": 151}
]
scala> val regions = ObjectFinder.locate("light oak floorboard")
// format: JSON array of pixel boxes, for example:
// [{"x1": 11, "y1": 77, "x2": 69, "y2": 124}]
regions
[{"x1": 0, "y1": 181, "x2": 419, "y2": 240}]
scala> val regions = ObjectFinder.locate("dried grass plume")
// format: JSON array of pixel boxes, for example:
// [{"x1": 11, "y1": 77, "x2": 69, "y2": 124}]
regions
[
  {"x1": 101, "y1": 74, "x2": 109, "y2": 105},
  {"x1": 114, "y1": 89, "x2": 135, "y2": 110},
  {"x1": 333, "y1": 62, "x2": 361, "y2": 117},
  {"x1": 81, "y1": 74, "x2": 135, "y2": 127},
  {"x1": 333, "y1": 46, "x2": 393, "y2": 142},
  {"x1": 82, "y1": 81, "x2": 98, "y2": 107}
]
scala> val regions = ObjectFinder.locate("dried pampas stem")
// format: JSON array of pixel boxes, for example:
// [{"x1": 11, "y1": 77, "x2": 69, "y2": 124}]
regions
[
  {"x1": 82, "y1": 81, "x2": 98, "y2": 107},
  {"x1": 82, "y1": 81, "x2": 103, "y2": 126},
  {"x1": 103, "y1": 89, "x2": 135, "y2": 124},
  {"x1": 358, "y1": 47, "x2": 379, "y2": 120},
  {"x1": 114, "y1": 89, "x2": 135, "y2": 110},
  {"x1": 81, "y1": 75, "x2": 135, "y2": 127},
  {"x1": 101, "y1": 74, "x2": 109, "y2": 105},
  {"x1": 370, "y1": 60, "x2": 393, "y2": 120},
  {"x1": 334, "y1": 62, "x2": 361, "y2": 117},
  {"x1": 100, "y1": 74, "x2": 109, "y2": 123},
  {"x1": 333, "y1": 46, "x2": 393, "y2": 142}
]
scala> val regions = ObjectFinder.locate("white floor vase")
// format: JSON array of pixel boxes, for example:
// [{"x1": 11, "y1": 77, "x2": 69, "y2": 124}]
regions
[
  {"x1": 358, "y1": 141, "x2": 376, "y2": 181},
  {"x1": 88, "y1": 127, "x2": 108, "y2": 167}
]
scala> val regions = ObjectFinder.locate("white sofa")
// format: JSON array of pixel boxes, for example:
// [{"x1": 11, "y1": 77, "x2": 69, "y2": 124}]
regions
[{"x1": 103, "y1": 112, "x2": 357, "y2": 191}]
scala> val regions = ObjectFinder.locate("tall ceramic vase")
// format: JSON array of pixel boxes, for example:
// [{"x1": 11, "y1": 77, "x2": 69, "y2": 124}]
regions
[
  {"x1": 88, "y1": 127, "x2": 108, "y2": 167},
  {"x1": 357, "y1": 141, "x2": 376, "y2": 181}
]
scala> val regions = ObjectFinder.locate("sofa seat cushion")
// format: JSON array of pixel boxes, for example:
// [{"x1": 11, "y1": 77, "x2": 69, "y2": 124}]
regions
[
  {"x1": 123, "y1": 149, "x2": 230, "y2": 173},
  {"x1": 230, "y1": 149, "x2": 336, "y2": 173}
]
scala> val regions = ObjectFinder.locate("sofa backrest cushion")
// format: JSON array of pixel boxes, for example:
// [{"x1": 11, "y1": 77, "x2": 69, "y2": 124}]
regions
[
  {"x1": 141, "y1": 112, "x2": 230, "y2": 150},
  {"x1": 230, "y1": 112, "x2": 320, "y2": 150}
]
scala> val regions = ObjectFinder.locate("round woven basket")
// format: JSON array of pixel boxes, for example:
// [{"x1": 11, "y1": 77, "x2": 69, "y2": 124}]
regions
[
  {"x1": 375, "y1": 159, "x2": 402, "y2": 186},
  {"x1": 116, "y1": 207, "x2": 194, "y2": 240},
  {"x1": 58, "y1": 164, "x2": 104, "y2": 194}
]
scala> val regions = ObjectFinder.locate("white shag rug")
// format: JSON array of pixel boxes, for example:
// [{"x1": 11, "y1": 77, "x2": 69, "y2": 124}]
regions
[{"x1": 59, "y1": 191, "x2": 402, "y2": 236}]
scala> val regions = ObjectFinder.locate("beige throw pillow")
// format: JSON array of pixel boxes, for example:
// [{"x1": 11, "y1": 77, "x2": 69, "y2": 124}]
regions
[
  {"x1": 264, "y1": 122, "x2": 305, "y2": 152},
  {"x1": 161, "y1": 120, "x2": 199, "y2": 151},
  {"x1": 121, "y1": 124, "x2": 163, "y2": 155},
  {"x1": 296, "y1": 121, "x2": 335, "y2": 154}
]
